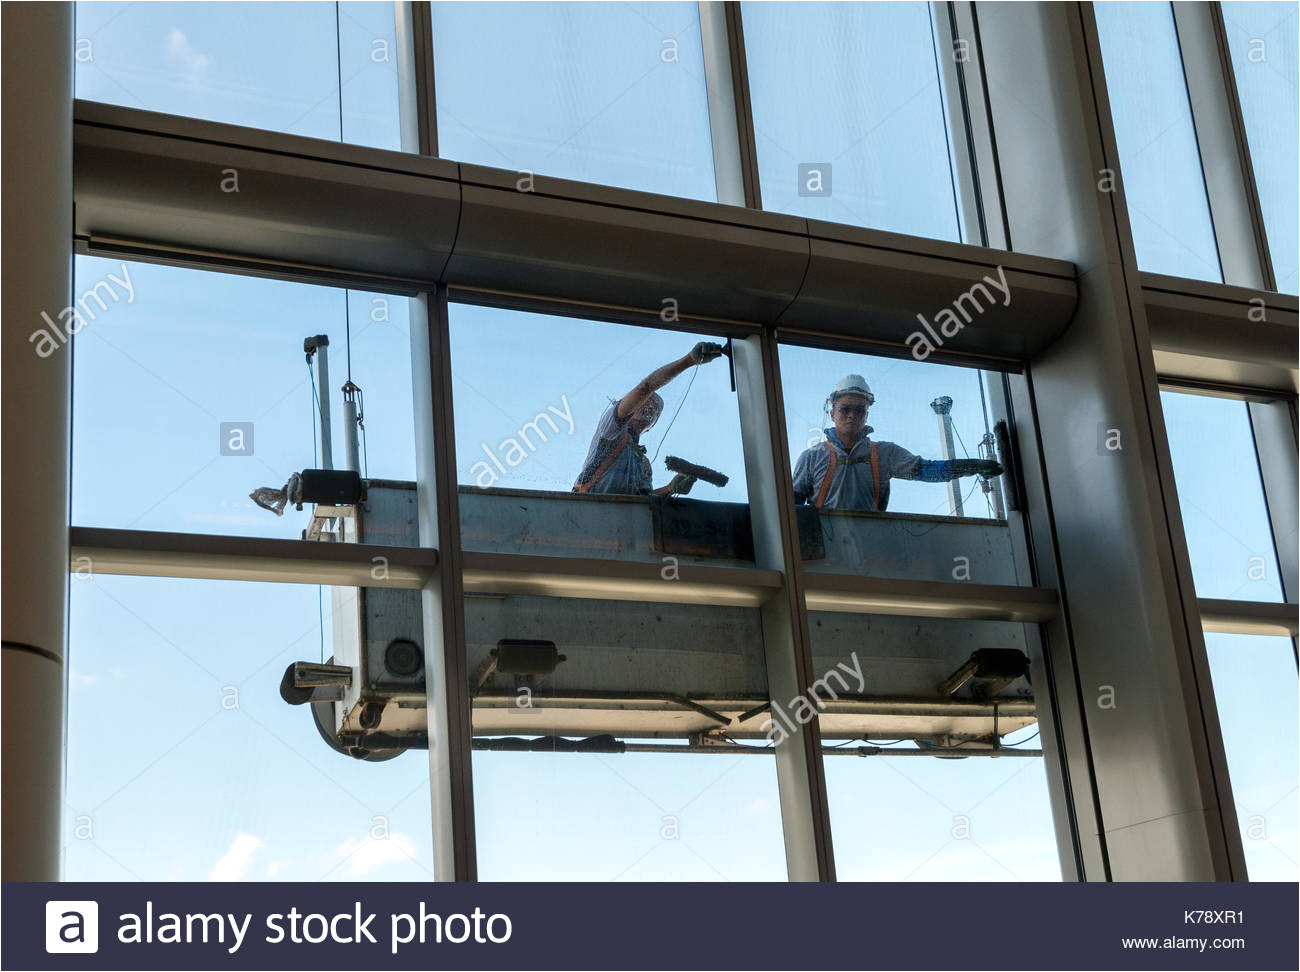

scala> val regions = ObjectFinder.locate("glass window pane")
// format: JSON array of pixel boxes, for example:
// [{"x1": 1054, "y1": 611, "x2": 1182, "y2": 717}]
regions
[
  {"x1": 467, "y1": 594, "x2": 785, "y2": 880},
  {"x1": 1094, "y1": 2, "x2": 1223, "y2": 282},
  {"x1": 431, "y1": 1, "x2": 717, "y2": 201},
  {"x1": 69, "y1": 257, "x2": 417, "y2": 543},
  {"x1": 74, "y1": 2, "x2": 401, "y2": 150},
  {"x1": 1225, "y1": 1, "x2": 1300, "y2": 295},
  {"x1": 742, "y1": 0, "x2": 964, "y2": 240},
  {"x1": 1161, "y1": 391, "x2": 1283, "y2": 602},
  {"x1": 66, "y1": 576, "x2": 433, "y2": 880},
  {"x1": 450, "y1": 304, "x2": 753, "y2": 566},
  {"x1": 1203, "y1": 633, "x2": 1298, "y2": 881},
  {"x1": 779, "y1": 344, "x2": 1027, "y2": 583},
  {"x1": 802, "y1": 614, "x2": 1061, "y2": 880}
]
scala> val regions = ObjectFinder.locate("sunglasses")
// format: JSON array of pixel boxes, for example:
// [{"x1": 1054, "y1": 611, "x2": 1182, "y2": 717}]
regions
[{"x1": 832, "y1": 404, "x2": 869, "y2": 417}]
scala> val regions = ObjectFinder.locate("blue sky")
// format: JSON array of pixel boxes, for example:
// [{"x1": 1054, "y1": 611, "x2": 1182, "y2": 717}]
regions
[{"x1": 65, "y1": 1, "x2": 1294, "y2": 883}]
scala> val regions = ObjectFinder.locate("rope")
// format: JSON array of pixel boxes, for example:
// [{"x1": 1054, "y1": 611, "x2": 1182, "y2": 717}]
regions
[
  {"x1": 650, "y1": 362, "x2": 699, "y2": 464},
  {"x1": 308, "y1": 358, "x2": 324, "y2": 661},
  {"x1": 307, "y1": 360, "x2": 320, "y2": 466},
  {"x1": 978, "y1": 369, "x2": 993, "y2": 432},
  {"x1": 361, "y1": 415, "x2": 370, "y2": 479},
  {"x1": 344, "y1": 290, "x2": 353, "y2": 385},
  {"x1": 334, "y1": 1, "x2": 345, "y2": 144},
  {"x1": 953, "y1": 425, "x2": 971, "y2": 458}
]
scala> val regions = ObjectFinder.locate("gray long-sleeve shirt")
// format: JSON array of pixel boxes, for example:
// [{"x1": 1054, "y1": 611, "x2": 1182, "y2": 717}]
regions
[
  {"x1": 792, "y1": 430, "x2": 934, "y2": 511},
  {"x1": 574, "y1": 402, "x2": 653, "y2": 495}
]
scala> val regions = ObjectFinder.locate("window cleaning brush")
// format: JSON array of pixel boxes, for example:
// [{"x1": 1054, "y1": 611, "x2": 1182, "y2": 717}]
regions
[{"x1": 665, "y1": 456, "x2": 729, "y2": 487}]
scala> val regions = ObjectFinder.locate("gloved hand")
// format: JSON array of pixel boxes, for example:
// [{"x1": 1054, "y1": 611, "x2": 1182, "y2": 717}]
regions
[
  {"x1": 689, "y1": 341, "x2": 726, "y2": 365},
  {"x1": 950, "y1": 458, "x2": 1003, "y2": 478},
  {"x1": 667, "y1": 473, "x2": 698, "y2": 495}
]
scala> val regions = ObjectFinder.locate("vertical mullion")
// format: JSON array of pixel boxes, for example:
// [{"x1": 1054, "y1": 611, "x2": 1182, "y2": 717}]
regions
[
  {"x1": 1, "y1": 0, "x2": 72, "y2": 882},
  {"x1": 722, "y1": 1, "x2": 763, "y2": 209},
  {"x1": 1171, "y1": 1, "x2": 1274, "y2": 289},
  {"x1": 1168, "y1": 2, "x2": 1296, "y2": 667},
  {"x1": 396, "y1": 1, "x2": 439, "y2": 157},
  {"x1": 732, "y1": 331, "x2": 835, "y2": 881},
  {"x1": 1195, "y1": 2, "x2": 1296, "y2": 643},
  {"x1": 1206, "y1": 1, "x2": 1275, "y2": 290},
  {"x1": 956, "y1": 0, "x2": 1012, "y2": 251},
  {"x1": 977, "y1": 0, "x2": 1245, "y2": 880},
  {"x1": 931, "y1": 1, "x2": 984, "y2": 247},
  {"x1": 401, "y1": 1, "x2": 466, "y2": 878},
  {"x1": 942, "y1": 11, "x2": 1088, "y2": 880},
  {"x1": 1002, "y1": 372, "x2": 1104, "y2": 881},
  {"x1": 1247, "y1": 398, "x2": 1299, "y2": 609},
  {"x1": 409, "y1": 288, "x2": 476, "y2": 880},
  {"x1": 698, "y1": 2, "x2": 747, "y2": 207}
]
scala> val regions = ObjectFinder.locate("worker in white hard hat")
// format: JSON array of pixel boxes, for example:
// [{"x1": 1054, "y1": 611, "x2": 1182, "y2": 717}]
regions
[
  {"x1": 574, "y1": 341, "x2": 727, "y2": 496},
  {"x1": 791, "y1": 374, "x2": 1003, "y2": 511}
]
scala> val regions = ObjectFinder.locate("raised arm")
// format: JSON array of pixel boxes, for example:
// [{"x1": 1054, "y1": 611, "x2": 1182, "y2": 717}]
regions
[{"x1": 616, "y1": 342, "x2": 725, "y2": 420}]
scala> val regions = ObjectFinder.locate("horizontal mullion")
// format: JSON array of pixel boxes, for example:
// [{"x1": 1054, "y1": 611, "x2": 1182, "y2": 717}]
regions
[
  {"x1": 74, "y1": 100, "x2": 1078, "y2": 361},
  {"x1": 801, "y1": 572, "x2": 1059, "y2": 622},
  {"x1": 69, "y1": 527, "x2": 437, "y2": 589},
  {"x1": 78, "y1": 235, "x2": 432, "y2": 297},
  {"x1": 460, "y1": 550, "x2": 782, "y2": 608},
  {"x1": 1198, "y1": 597, "x2": 1298, "y2": 637},
  {"x1": 1140, "y1": 270, "x2": 1299, "y2": 312},
  {"x1": 1142, "y1": 272, "x2": 1299, "y2": 392}
]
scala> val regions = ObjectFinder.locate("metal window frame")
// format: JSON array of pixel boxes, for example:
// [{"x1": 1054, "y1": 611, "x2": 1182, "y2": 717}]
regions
[
  {"x1": 899, "y1": 2, "x2": 1088, "y2": 880},
  {"x1": 1171, "y1": 1, "x2": 1277, "y2": 293},
  {"x1": 63, "y1": 6, "x2": 1076, "y2": 888},
  {"x1": 973, "y1": 0, "x2": 1267, "y2": 882},
  {"x1": 1164, "y1": 1, "x2": 1299, "y2": 621},
  {"x1": 51, "y1": 0, "x2": 1300, "y2": 887}
]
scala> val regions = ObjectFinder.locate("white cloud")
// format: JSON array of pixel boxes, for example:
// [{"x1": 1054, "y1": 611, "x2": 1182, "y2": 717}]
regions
[
  {"x1": 332, "y1": 833, "x2": 419, "y2": 876},
  {"x1": 164, "y1": 27, "x2": 212, "y2": 84},
  {"x1": 209, "y1": 832, "x2": 264, "y2": 881}
]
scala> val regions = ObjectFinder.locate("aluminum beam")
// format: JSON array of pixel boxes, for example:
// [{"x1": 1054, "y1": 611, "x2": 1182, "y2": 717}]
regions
[
  {"x1": 1171, "y1": 1, "x2": 1275, "y2": 291},
  {"x1": 1141, "y1": 273, "x2": 1299, "y2": 392},
  {"x1": 72, "y1": 101, "x2": 1078, "y2": 362},
  {"x1": 697, "y1": 1, "x2": 747, "y2": 208},
  {"x1": 1247, "y1": 400, "x2": 1299, "y2": 607},
  {"x1": 978, "y1": 1, "x2": 1246, "y2": 881},
  {"x1": 1, "y1": 0, "x2": 72, "y2": 882},
  {"x1": 412, "y1": 289, "x2": 477, "y2": 881},
  {"x1": 802, "y1": 575, "x2": 1058, "y2": 621},
  {"x1": 733, "y1": 332, "x2": 836, "y2": 881},
  {"x1": 462, "y1": 552, "x2": 782, "y2": 608},
  {"x1": 68, "y1": 527, "x2": 437, "y2": 588},
  {"x1": 1198, "y1": 598, "x2": 1299, "y2": 637},
  {"x1": 720, "y1": 1, "x2": 762, "y2": 209}
]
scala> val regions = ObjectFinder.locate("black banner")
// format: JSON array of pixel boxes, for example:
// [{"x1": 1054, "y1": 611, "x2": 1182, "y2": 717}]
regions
[{"x1": 5, "y1": 881, "x2": 1296, "y2": 971}]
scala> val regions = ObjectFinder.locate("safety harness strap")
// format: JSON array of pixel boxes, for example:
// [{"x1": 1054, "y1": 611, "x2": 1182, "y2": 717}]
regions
[
  {"x1": 870, "y1": 442, "x2": 881, "y2": 508},
  {"x1": 813, "y1": 442, "x2": 838, "y2": 508},
  {"x1": 573, "y1": 431, "x2": 630, "y2": 494},
  {"x1": 814, "y1": 440, "x2": 881, "y2": 509}
]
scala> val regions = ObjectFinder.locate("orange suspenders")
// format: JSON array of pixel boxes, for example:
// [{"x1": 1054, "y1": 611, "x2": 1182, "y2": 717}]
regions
[
  {"x1": 813, "y1": 442, "x2": 839, "y2": 508},
  {"x1": 813, "y1": 440, "x2": 880, "y2": 510}
]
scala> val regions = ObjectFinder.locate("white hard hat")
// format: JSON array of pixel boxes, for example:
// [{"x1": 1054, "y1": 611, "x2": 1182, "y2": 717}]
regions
[{"x1": 828, "y1": 374, "x2": 874, "y2": 404}]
